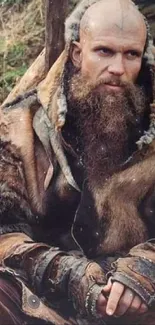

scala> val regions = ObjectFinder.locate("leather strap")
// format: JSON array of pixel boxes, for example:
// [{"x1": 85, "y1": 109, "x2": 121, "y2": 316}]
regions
[{"x1": 33, "y1": 247, "x2": 65, "y2": 295}]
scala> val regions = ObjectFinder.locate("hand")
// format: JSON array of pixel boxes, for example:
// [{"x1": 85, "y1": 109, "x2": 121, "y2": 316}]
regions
[{"x1": 97, "y1": 278, "x2": 148, "y2": 318}]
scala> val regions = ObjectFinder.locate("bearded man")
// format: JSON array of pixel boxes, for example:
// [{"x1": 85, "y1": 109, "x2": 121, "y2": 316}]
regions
[{"x1": 0, "y1": 0, "x2": 155, "y2": 324}]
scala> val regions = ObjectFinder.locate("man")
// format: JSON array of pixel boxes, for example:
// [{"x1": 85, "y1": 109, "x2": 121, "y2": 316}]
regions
[{"x1": 0, "y1": 0, "x2": 155, "y2": 324}]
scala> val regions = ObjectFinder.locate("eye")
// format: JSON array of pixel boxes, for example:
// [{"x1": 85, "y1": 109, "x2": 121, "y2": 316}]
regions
[
  {"x1": 94, "y1": 47, "x2": 114, "y2": 57},
  {"x1": 126, "y1": 50, "x2": 141, "y2": 60}
]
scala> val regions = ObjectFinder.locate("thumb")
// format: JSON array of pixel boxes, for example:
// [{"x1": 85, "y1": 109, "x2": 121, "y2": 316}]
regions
[{"x1": 102, "y1": 277, "x2": 112, "y2": 293}]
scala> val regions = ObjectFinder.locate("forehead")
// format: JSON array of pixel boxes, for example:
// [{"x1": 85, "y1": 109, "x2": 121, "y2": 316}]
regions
[{"x1": 80, "y1": 0, "x2": 146, "y2": 46}]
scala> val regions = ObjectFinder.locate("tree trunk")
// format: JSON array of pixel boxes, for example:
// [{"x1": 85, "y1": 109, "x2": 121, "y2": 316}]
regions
[{"x1": 45, "y1": 0, "x2": 69, "y2": 72}]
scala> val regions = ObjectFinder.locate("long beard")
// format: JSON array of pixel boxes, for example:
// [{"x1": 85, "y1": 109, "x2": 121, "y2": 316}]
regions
[{"x1": 66, "y1": 68, "x2": 148, "y2": 189}]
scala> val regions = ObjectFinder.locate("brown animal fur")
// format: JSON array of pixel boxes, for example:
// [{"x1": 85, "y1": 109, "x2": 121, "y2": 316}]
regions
[
  {"x1": 92, "y1": 142, "x2": 155, "y2": 255},
  {"x1": 1, "y1": 95, "x2": 43, "y2": 214},
  {"x1": 0, "y1": 140, "x2": 33, "y2": 223}
]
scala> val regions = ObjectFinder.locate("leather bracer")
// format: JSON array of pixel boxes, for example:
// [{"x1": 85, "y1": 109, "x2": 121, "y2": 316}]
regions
[
  {"x1": 47, "y1": 254, "x2": 107, "y2": 318},
  {"x1": 111, "y1": 240, "x2": 155, "y2": 308},
  {"x1": 2, "y1": 233, "x2": 107, "y2": 319},
  {"x1": 2, "y1": 233, "x2": 64, "y2": 294}
]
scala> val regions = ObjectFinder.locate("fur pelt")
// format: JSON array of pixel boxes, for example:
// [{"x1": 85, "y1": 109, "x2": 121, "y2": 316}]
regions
[
  {"x1": 90, "y1": 141, "x2": 155, "y2": 255},
  {"x1": 0, "y1": 139, "x2": 33, "y2": 225}
]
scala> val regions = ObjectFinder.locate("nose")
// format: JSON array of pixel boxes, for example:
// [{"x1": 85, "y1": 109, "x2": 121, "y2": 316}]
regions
[{"x1": 108, "y1": 53, "x2": 125, "y2": 76}]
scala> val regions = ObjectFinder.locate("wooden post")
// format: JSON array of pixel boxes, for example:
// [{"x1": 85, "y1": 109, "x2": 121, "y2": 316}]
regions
[{"x1": 45, "y1": 0, "x2": 69, "y2": 73}]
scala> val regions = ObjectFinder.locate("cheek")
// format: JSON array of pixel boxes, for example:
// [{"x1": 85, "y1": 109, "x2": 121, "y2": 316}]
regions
[
  {"x1": 81, "y1": 52, "x2": 104, "y2": 77},
  {"x1": 126, "y1": 61, "x2": 142, "y2": 82}
]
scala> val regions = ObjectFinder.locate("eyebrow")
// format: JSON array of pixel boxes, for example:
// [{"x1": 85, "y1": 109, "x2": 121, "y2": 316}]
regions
[{"x1": 90, "y1": 39, "x2": 144, "y2": 53}]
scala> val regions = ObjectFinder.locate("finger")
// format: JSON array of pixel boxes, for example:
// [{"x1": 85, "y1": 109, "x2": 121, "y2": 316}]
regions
[
  {"x1": 96, "y1": 293, "x2": 107, "y2": 316},
  {"x1": 138, "y1": 303, "x2": 148, "y2": 315},
  {"x1": 127, "y1": 295, "x2": 142, "y2": 314},
  {"x1": 106, "y1": 282, "x2": 124, "y2": 316},
  {"x1": 102, "y1": 277, "x2": 112, "y2": 293},
  {"x1": 114, "y1": 288, "x2": 134, "y2": 316}
]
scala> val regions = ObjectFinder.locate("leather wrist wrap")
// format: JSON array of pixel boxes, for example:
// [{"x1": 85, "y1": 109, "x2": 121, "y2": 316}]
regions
[
  {"x1": 2, "y1": 233, "x2": 106, "y2": 318},
  {"x1": 48, "y1": 255, "x2": 106, "y2": 317},
  {"x1": 111, "y1": 241, "x2": 155, "y2": 308},
  {"x1": 2, "y1": 233, "x2": 65, "y2": 295},
  {"x1": 32, "y1": 247, "x2": 65, "y2": 295}
]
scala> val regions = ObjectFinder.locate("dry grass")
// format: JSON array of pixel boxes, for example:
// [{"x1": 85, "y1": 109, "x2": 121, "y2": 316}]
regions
[
  {"x1": 0, "y1": 0, "x2": 45, "y2": 54},
  {"x1": 0, "y1": 0, "x2": 45, "y2": 103}
]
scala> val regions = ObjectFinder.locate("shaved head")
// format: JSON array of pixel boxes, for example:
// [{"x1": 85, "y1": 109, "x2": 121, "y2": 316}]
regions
[
  {"x1": 70, "y1": 0, "x2": 147, "y2": 87},
  {"x1": 80, "y1": 0, "x2": 146, "y2": 43}
]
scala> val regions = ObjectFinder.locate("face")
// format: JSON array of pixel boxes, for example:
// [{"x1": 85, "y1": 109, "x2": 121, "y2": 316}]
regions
[{"x1": 71, "y1": 0, "x2": 147, "y2": 93}]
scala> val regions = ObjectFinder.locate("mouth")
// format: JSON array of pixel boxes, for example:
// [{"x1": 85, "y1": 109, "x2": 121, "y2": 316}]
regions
[{"x1": 104, "y1": 83, "x2": 123, "y2": 92}]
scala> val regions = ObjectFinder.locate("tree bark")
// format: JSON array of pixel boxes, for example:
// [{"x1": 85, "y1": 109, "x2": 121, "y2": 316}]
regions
[{"x1": 45, "y1": 0, "x2": 69, "y2": 73}]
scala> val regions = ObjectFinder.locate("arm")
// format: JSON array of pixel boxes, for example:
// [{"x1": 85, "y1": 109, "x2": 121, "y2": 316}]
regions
[
  {"x1": 3, "y1": 242, "x2": 107, "y2": 318},
  {"x1": 0, "y1": 139, "x2": 107, "y2": 320}
]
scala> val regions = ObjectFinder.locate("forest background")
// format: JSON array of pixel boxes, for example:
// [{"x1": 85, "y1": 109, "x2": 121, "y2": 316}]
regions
[{"x1": 0, "y1": 0, "x2": 155, "y2": 104}]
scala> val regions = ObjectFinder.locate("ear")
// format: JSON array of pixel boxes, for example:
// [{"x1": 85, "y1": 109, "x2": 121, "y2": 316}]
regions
[{"x1": 70, "y1": 41, "x2": 82, "y2": 69}]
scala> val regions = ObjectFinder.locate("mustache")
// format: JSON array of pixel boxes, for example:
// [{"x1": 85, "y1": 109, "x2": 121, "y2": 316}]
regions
[{"x1": 94, "y1": 76, "x2": 128, "y2": 88}]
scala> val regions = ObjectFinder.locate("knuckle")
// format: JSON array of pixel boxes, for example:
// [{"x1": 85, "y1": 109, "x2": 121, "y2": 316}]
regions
[
  {"x1": 130, "y1": 305, "x2": 138, "y2": 313},
  {"x1": 116, "y1": 300, "x2": 129, "y2": 315},
  {"x1": 120, "y1": 301, "x2": 129, "y2": 311},
  {"x1": 134, "y1": 296, "x2": 141, "y2": 307},
  {"x1": 129, "y1": 302, "x2": 140, "y2": 313},
  {"x1": 116, "y1": 306, "x2": 128, "y2": 316},
  {"x1": 132, "y1": 300, "x2": 140, "y2": 310},
  {"x1": 127, "y1": 289, "x2": 134, "y2": 298},
  {"x1": 119, "y1": 296, "x2": 128, "y2": 308},
  {"x1": 141, "y1": 304, "x2": 148, "y2": 313}
]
